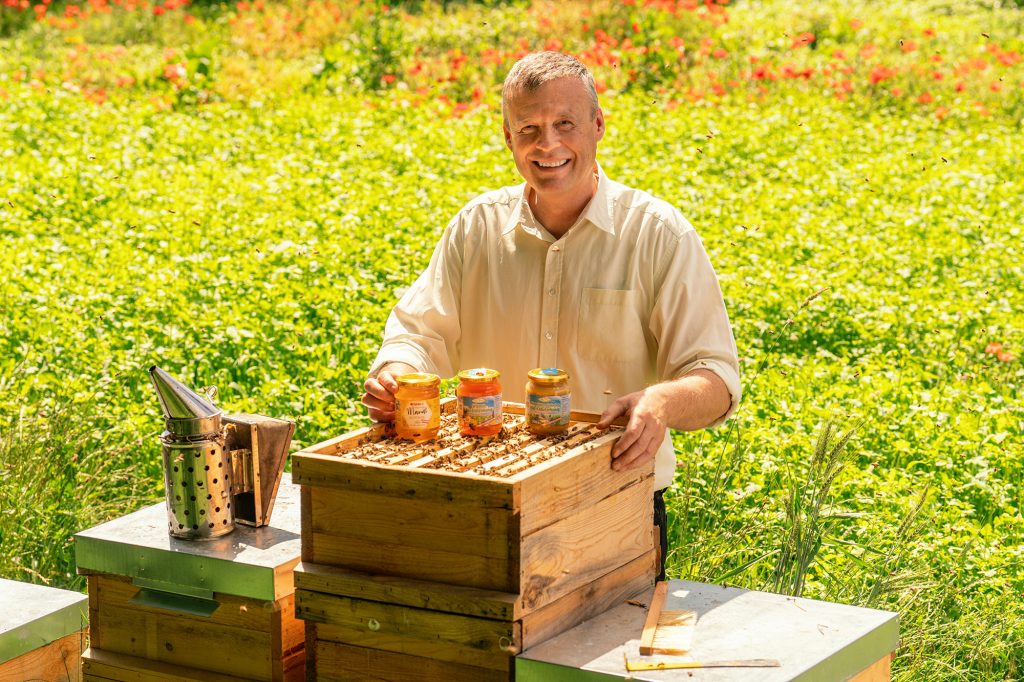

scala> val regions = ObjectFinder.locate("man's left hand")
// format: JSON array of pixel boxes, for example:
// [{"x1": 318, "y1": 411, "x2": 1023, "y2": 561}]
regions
[{"x1": 597, "y1": 388, "x2": 669, "y2": 471}]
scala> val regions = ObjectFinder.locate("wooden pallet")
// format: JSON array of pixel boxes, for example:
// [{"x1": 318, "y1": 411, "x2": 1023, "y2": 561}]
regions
[{"x1": 84, "y1": 574, "x2": 304, "y2": 681}]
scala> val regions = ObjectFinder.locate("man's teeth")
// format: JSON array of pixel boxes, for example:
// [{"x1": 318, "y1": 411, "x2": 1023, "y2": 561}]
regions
[{"x1": 536, "y1": 160, "x2": 568, "y2": 168}]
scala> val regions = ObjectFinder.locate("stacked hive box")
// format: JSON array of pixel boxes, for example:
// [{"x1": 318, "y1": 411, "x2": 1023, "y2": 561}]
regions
[
  {"x1": 292, "y1": 402, "x2": 656, "y2": 681},
  {"x1": 0, "y1": 578, "x2": 87, "y2": 682},
  {"x1": 74, "y1": 475, "x2": 305, "y2": 682}
]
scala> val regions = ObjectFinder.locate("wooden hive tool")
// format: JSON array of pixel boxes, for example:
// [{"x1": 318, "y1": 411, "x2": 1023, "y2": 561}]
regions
[
  {"x1": 626, "y1": 581, "x2": 781, "y2": 672},
  {"x1": 639, "y1": 581, "x2": 697, "y2": 656}
]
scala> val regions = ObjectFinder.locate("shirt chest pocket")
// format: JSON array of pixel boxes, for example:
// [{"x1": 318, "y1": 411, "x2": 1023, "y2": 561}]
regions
[{"x1": 577, "y1": 288, "x2": 648, "y2": 364}]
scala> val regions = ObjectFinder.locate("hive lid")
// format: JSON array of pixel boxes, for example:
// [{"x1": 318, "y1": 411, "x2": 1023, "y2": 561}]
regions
[
  {"x1": 74, "y1": 474, "x2": 302, "y2": 602},
  {"x1": 0, "y1": 579, "x2": 87, "y2": 664}
]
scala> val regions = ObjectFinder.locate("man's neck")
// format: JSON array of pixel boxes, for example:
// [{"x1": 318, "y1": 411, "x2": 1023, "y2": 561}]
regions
[{"x1": 527, "y1": 176, "x2": 599, "y2": 239}]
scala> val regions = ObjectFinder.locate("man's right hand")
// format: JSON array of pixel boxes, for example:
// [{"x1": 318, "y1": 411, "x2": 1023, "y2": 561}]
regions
[{"x1": 361, "y1": 362, "x2": 417, "y2": 423}]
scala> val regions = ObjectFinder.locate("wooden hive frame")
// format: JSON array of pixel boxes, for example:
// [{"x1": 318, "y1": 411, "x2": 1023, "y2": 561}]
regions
[{"x1": 291, "y1": 401, "x2": 655, "y2": 607}]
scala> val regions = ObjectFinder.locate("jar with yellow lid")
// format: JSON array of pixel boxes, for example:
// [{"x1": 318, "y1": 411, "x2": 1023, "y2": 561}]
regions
[
  {"x1": 394, "y1": 373, "x2": 441, "y2": 442},
  {"x1": 525, "y1": 368, "x2": 571, "y2": 435},
  {"x1": 456, "y1": 368, "x2": 502, "y2": 437}
]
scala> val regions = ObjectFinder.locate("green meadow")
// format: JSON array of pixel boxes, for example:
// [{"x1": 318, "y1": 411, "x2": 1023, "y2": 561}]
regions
[{"x1": 0, "y1": 0, "x2": 1021, "y2": 678}]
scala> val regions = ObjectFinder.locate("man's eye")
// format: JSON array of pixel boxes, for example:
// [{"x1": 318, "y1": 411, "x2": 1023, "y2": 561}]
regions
[{"x1": 520, "y1": 126, "x2": 536, "y2": 134}]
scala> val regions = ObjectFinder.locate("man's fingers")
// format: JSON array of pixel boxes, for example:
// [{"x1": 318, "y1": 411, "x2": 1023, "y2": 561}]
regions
[
  {"x1": 362, "y1": 391, "x2": 394, "y2": 412},
  {"x1": 612, "y1": 430, "x2": 658, "y2": 470},
  {"x1": 377, "y1": 370, "x2": 400, "y2": 395},
  {"x1": 597, "y1": 398, "x2": 629, "y2": 430},
  {"x1": 611, "y1": 414, "x2": 644, "y2": 458}
]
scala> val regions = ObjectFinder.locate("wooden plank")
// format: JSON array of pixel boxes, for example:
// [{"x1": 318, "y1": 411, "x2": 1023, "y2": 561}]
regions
[
  {"x1": 312, "y1": 638, "x2": 510, "y2": 682},
  {"x1": 90, "y1": 601, "x2": 273, "y2": 678},
  {"x1": 639, "y1": 581, "x2": 669, "y2": 655},
  {"x1": 81, "y1": 647, "x2": 250, "y2": 682},
  {"x1": 519, "y1": 479, "x2": 654, "y2": 611},
  {"x1": 516, "y1": 436, "x2": 651, "y2": 536},
  {"x1": 270, "y1": 592, "x2": 306, "y2": 681},
  {"x1": 297, "y1": 422, "x2": 391, "y2": 456},
  {"x1": 298, "y1": 594, "x2": 519, "y2": 671},
  {"x1": 89, "y1": 575, "x2": 275, "y2": 633},
  {"x1": 0, "y1": 630, "x2": 84, "y2": 682},
  {"x1": 300, "y1": 484, "x2": 314, "y2": 563},
  {"x1": 307, "y1": 532, "x2": 516, "y2": 592},
  {"x1": 850, "y1": 652, "x2": 893, "y2": 682},
  {"x1": 294, "y1": 562, "x2": 518, "y2": 621},
  {"x1": 520, "y1": 548, "x2": 657, "y2": 648},
  {"x1": 292, "y1": 452, "x2": 514, "y2": 509},
  {"x1": 89, "y1": 574, "x2": 293, "y2": 679},
  {"x1": 308, "y1": 486, "x2": 513, "y2": 560}
]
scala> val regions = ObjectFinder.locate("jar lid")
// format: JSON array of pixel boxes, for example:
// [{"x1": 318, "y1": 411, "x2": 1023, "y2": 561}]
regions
[
  {"x1": 528, "y1": 367, "x2": 569, "y2": 384},
  {"x1": 458, "y1": 368, "x2": 500, "y2": 382},
  {"x1": 396, "y1": 372, "x2": 441, "y2": 387}
]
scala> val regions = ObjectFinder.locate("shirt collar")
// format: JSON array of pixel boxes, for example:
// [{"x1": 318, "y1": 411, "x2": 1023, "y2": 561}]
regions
[{"x1": 502, "y1": 163, "x2": 616, "y2": 238}]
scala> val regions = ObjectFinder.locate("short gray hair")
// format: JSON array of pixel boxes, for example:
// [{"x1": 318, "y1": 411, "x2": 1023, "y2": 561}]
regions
[{"x1": 502, "y1": 52, "x2": 599, "y2": 125}]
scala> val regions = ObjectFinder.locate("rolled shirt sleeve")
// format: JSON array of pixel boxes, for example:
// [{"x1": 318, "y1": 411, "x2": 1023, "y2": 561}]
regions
[
  {"x1": 650, "y1": 229, "x2": 741, "y2": 426},
  {"x1": 369, "y1": 217, "x2": 465, "y2": 379}
]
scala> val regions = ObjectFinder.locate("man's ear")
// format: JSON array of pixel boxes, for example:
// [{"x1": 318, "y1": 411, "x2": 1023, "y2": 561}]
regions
[
  {"x1": 595, "y1": 108, "x2": 606, "y2": 142},
  {"x1": 503, "y1": 123, "x2": 513, "y2": 149}
]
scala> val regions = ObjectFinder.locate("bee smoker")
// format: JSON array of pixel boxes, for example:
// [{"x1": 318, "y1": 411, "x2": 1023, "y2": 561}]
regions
[{"x1": 148, "y1": 366, "x2": 295, "y2": 540}]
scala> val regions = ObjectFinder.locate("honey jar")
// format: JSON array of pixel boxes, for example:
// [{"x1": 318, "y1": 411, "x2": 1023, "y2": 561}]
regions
[
  {"x1": 525, "y1": 368, "x2": 571, "y2": 435},
  {"x1": 394, "y1": 373, "x2": 441, "y2": 442},
  {"x1": 456, "y1": 368, "x2": 502, "y2": 437}
]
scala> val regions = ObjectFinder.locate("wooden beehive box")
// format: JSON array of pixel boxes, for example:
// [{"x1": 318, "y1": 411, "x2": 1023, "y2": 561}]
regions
[
  {"x1": 74, "y1": 474, "x2": 305, "y2": 682},
  {"x1": 0, "y1": 578, "x2": 87, "y2": 682},
  {"x1": 291, "y1": 401, "x2": 656, "y2": 679}
]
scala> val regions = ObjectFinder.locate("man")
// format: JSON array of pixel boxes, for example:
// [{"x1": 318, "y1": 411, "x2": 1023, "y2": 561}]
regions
[{"x1": 362, "y1": 52, "x2": 740, "y2": 579}]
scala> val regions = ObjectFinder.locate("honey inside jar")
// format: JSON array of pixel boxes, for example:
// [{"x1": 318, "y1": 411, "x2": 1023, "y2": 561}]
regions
[
  {"x1": 525, "y1": 368, "x2": 571, "y2": 435},
  {"x1": 394, "y1": 373, "x2": 441, "y2": 442},
  {"x1": 456, "y1": 368, "x2": 502, "y2": 437}
]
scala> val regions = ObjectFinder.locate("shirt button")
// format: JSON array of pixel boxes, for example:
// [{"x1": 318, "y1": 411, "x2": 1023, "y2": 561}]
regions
[
  {"x1": 548, "y1": 288, "x2": 556, "y2": 296},
  {"x1": 551, "y1": 245, "x2": 560, "y2": 252},
  {"x1": 545, "y1": 331, "x2": 553, "y2": 340}
]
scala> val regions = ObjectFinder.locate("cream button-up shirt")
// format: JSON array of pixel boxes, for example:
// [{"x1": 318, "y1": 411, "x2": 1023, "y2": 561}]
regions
[{"x1": 371, "y1": 165, "x2": 740, "y2": 490}]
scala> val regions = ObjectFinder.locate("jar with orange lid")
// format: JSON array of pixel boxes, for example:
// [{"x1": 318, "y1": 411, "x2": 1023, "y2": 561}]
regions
[
  {"x1": 456, "y1": 368, "x2": 503, "y2": 437},
  {"x1": 525, "y1": 368, "x2": 571, "y2": 435},
  {"x1": 394, "y1": 373, "x2": 441, "y2": 442}
]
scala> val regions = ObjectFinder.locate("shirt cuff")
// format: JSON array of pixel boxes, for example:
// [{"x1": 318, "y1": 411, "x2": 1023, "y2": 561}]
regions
[{"x1": 368, "y1": 343, "x2": 431, "y2": 379}]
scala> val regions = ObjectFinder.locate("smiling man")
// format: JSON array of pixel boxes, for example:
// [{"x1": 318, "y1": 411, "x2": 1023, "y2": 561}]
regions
[{"x1": 362, "y1": 51, "x2": 740, "y2": 579}]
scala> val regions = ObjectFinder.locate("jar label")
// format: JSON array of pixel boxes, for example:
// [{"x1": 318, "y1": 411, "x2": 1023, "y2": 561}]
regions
[
  {"x1": 397, "y1": 399, "x2": 435, "y2": 429},
  {"x1": 459, "y1": 395, "x2": 502, "y2": 428},
  {"x1": 527, "y1": 394, "x2": 571, "y2": 427}
]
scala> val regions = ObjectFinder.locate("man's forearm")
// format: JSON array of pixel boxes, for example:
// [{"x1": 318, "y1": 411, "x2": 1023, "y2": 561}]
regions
[{"x1": 644, "y1": 368, "x2": 732, "y2": 431}]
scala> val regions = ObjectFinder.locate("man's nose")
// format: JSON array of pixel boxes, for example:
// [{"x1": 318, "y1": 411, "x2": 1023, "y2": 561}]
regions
[{"x1": 536, "y1": 125, "x2": 560, "y2": 150}]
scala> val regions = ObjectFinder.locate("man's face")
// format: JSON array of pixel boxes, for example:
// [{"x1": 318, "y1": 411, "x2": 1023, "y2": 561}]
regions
[{"x1": 503, "y1": 77, "x2": 605, "y2": 209}]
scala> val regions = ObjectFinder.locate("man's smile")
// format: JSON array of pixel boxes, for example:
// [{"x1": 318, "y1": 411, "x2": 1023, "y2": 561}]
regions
[{"x1": 535, "y1": 159, "x2": 569, "y2": 168}]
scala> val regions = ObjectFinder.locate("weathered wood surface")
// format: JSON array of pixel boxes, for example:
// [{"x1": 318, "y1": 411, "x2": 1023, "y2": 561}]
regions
[
  {"x1": 87, "y1": 574, "x2": 303, "y2": 681},
  {"x1": 297, "y1": 593, "x2": 519, "y2": 671},
  {"x1": 294, "y1": 562, "x2": 518, "y2": 621},
  {"x1": 0, "y1": 631, "x2": 84, "y2": 682},
  {"x1": 518, "y1": 478, "x2": 654, "y2": 610},
  {"x1": 309, "y1": 634, "x2": 510, "y2": 682},
  {"x1": 519, "y1": 549, "x2": 656, "y2": 649}
]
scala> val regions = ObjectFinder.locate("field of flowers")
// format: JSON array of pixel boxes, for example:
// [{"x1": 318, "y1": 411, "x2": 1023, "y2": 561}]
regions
[{"x1": 1, "y1": 0, "x2": 1022, "y2": 679}]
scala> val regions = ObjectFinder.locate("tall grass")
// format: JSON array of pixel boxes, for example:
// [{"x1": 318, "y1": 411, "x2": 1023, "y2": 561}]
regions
[{"x1": 0, "y1": 374, "x2": 155, "y2": 591}]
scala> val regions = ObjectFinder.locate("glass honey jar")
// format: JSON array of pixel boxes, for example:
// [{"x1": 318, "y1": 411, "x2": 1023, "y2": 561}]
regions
[
  {"x1": 394, "y1": 373, "x2": 441, "y2": 442},
  {"x1": 456, "y1": 368, "x2": 502, "y2": 437},
  {"x1": 525, "y1": 368, "x2": 571, "y2": 435}
]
